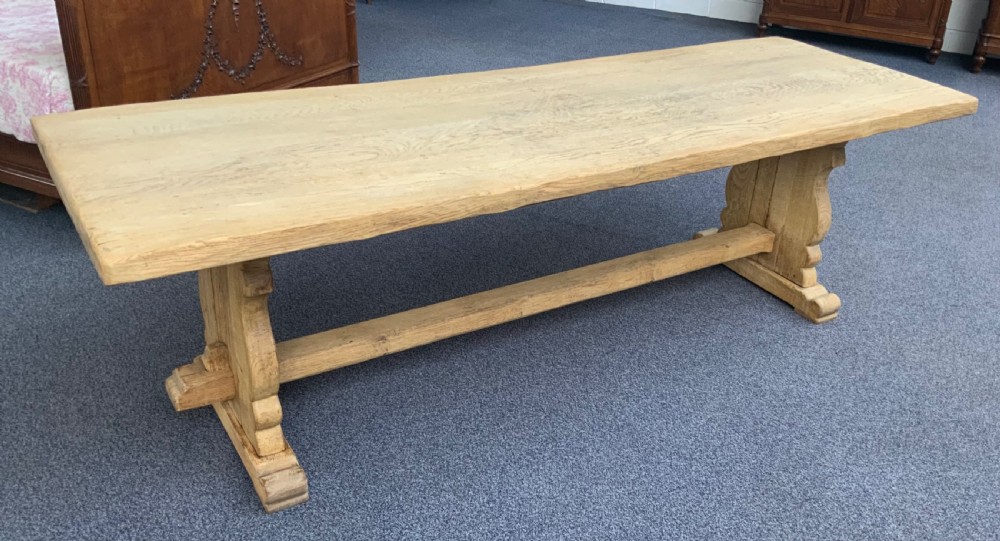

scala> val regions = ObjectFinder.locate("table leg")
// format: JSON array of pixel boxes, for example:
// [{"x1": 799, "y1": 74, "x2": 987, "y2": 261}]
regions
[
  {"x1": 192, "y1": 259, "x2": 308, "y2": 512},
  {"x1": 700, "y1": 143, "x2": 846, "y2": 323}
]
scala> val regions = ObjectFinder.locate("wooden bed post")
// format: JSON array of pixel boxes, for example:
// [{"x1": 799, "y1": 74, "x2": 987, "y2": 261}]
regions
[
  {"x1": 194, "y1": 259, "x2": 308, "y2": 512},
  {"x1": 700, "y1": 143, "x2": 846, "y2": 323}
]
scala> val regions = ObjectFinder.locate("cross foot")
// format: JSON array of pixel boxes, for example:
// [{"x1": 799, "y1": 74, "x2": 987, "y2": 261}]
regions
[{"x1": 699, "y1": 142, "x2": 845, "y2": 323}]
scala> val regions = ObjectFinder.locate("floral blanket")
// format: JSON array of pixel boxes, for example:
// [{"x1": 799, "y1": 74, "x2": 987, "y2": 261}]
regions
[{"x1": 0, "y1": 0, "x2": 74, "y2": 143}]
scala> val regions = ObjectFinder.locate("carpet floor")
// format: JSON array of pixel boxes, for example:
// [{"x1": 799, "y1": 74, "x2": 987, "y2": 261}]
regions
[{"x1": 2, "y1": 0, "x2": 999, "y2": 539}]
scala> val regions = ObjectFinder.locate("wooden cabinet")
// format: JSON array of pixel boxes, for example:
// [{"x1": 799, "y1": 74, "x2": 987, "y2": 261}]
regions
[
  {"x1": 759, "y1": 0, "x2": 953, "y2": 63},
  {"x1": 973, "y1": 0, "x2": 1000, "y2": 72},
  {"x1": 0, "y1": 0, "x2": 358, "y2": 205}
]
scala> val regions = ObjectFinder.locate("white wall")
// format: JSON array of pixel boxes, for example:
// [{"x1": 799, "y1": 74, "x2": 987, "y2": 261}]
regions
[{"x1": 588, "y1": 0, "x2": 989, "y2": 54}]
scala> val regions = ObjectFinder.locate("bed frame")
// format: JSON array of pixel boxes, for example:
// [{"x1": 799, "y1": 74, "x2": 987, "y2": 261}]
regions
[{"x1": 0, "y1": 0, "x2": 359, "y2": 208}]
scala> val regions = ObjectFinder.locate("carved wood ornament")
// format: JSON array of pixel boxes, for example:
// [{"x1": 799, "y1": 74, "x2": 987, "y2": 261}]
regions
[{"x1": 174, "y1": 0, "x2": 304, "y2": 99}]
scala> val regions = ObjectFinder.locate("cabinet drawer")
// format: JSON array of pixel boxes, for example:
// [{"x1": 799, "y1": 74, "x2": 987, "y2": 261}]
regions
[
  {"x1": 767, "y1": 0, "x2": 851, "y2": 22},
  {"x1": 849, "y1": 0, "x2": 945, "y2": 34}
]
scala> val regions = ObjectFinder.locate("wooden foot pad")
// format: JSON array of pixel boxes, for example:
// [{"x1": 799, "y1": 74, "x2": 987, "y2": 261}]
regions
[
  {"x1": 722, "y1": 256, "x2": 841, "y2": 323},
  {"x1": 213, "y1": 401, "x2": 309, "y2": 513},
  {"x1": 696, "y1": 228, "x2": 840, "y2": 323}
]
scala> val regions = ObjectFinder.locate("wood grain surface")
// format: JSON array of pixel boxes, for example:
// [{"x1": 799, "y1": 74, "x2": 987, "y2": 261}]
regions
[{"x1": 32, "y1": 37, "x2": 977, "y2": 285}]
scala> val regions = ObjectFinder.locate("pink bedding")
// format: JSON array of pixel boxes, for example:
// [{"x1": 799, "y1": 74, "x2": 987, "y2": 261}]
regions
[{"x1": 0, "y1": 0, "x2": 74, "y2": 143}]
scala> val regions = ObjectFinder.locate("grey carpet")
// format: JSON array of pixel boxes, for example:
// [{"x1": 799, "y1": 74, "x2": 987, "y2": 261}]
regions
[{"x1": 2, "y1": 0, "x2": 999, "y2": 539}]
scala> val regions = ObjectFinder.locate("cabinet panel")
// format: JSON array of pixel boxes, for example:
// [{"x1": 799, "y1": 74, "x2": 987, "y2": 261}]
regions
[
  {"x1": 759, "y1": 0, "x2": 952, "y2": 61},
  {"x1": 63, "y1": 0, "x2": 358, "y2": 107},
  {"x1": 768, "y1": 0, "x2": 850, "y2": 21},
  {"x1": 849, "y1": 0, "x2": 944, "y2": 33}
]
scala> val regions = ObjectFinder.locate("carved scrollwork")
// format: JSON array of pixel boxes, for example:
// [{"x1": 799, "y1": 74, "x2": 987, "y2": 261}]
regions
[{"x1": 173, "y1": 0, "x2": 304, "y2": 99}]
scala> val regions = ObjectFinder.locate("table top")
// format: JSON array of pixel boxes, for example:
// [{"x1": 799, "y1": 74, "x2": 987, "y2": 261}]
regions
[{"x1": 33, "y1": 37, "x2": 977, "y2": 285}]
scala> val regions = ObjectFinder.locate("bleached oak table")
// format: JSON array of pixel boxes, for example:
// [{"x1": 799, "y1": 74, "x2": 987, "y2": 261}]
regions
[{"x1": 32, "y1": 38, "x2": 976, "y2": 512}]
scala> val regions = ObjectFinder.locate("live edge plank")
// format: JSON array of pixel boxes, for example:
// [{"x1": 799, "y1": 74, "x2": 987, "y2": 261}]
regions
[{"x1": 32, "y1": 38, "x2": 976, "y2": 286}]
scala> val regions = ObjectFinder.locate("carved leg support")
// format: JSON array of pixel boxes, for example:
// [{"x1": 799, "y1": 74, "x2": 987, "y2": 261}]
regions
[
  {"x1": 184, "y1": 259, "x2": 307, "y2": 512},
  {"x1": 927, "y1": 47, "x2": 942, "y2": 65},
  {"x1": 700, "y1": 144, "x2": 846, "y2": 323},
  {"x1": 972, "y1": 37, "x2": 987, "y2": 73},
  {"x1": 757, "y1": 3, "x2": 771, "y2": 37},
  {"x1": 928, "y1": 21, "x2": 946, "y2": 65},
  {"x1": 972, "y1": 54, "x2": 986, "y2": 73}
]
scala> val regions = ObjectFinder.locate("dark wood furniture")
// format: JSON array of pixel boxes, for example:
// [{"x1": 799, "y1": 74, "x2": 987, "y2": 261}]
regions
[
  {"x1": 973, "y1": 0, "x2": 1000, "y2": 72},
  {"x1": 0, "y1": 0, "x2": 359, "y2": 206},
  {"x1": 758, "y1": 0, "x2": 953, "y2": 63}
]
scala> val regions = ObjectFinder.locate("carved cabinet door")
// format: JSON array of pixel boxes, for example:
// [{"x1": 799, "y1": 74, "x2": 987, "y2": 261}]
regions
[
  {"x1": 848, "y1": 0, "x2": 946, "y2": 33},
  {"x1": 766, "y1": 0, "x2": 851, "y2": 21},
  {"x1": 58, "y1": 0, "x2": 357, "y2": 107}
]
